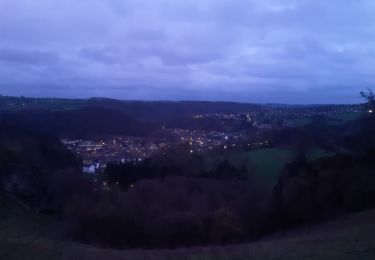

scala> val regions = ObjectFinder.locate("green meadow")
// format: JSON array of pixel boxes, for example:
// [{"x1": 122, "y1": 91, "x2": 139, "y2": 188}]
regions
[
  {"x1": 204, "y1": 148, "x2": 335, "y2": 187},
  {"x1": 204, "y1": 148, "x2": 293, "y2": 187}
]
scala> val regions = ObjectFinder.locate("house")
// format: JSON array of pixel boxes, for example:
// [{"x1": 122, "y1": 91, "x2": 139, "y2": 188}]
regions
[{"x1": 82, "y1": 165, "x2": 96, "y2": 174}]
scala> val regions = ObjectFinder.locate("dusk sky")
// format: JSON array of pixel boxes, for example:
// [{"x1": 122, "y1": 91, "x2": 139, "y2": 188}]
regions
[{"x1": 0, "y1": 0, "x2": 374, "y2": 103}]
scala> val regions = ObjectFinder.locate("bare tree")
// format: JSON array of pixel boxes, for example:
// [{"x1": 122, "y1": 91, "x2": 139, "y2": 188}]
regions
[{"x1": 360, "y1": 89, "x2": 375, "y2": 114}]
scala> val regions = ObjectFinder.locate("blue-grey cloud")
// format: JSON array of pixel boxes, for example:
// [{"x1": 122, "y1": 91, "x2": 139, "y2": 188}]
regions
[
  {"x1": 0, "y1": 0, "x2": 374, "y2": 103},
  {"x1": 0, "y1": 48, "x2": 59, "y2": 66}
]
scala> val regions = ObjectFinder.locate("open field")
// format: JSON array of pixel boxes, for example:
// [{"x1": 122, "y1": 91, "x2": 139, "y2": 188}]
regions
[
  {"x1": 308, "y1": 148, "x2": 335, "y2": 160},
  {"x1": 286, "y1": 111, "x2": 361, "y2": 128},
  {"x1": 0, "y1": 96, "x2": 85, "y2": 113},
  {"x1": 204, "y1": 148, "x2": 333, "y2": 187},
  {"x1": 291, "y1": 117, "x2": 313, "y2": 127},
  {"x1": 204, "y1": 148, "x2": 292, "y2": 186},
  {"x1": 326, "y1": 112, "x2": 362, "y2": 125}
]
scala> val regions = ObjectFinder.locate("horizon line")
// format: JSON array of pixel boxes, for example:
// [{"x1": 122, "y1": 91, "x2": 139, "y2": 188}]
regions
[{"x1": 0, "y1": 94, "x2": 363, "y2": 106}]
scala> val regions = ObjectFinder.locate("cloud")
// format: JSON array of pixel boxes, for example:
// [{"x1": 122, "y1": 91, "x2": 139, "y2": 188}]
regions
[
  {"x1": 0, "y1": 48, "x2": 60, "y2": 66},
  {"x1": 0, "y1": 0, "x2": 374, "y2": 103}
]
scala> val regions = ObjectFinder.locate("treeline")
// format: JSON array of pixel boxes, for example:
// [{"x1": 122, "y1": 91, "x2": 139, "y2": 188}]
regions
[
  {"x1": 272, "y1": 151, "x2": 375, "y2": 229},
  {"x1": 0, "y1": 124, "x2": 83, "y2": 211},
  {"x1": 105, "y1": 153, "x2": 248, "y2": 190},
  {"x1": 67, "y1": 149, "x2": 375, "y2": 249},
  {"x1": 0, "y1": 96, "x2": 264, "y2": 137},
  {"x1": 0, "y1": 107, "x2": 153, "y2": 138},
  {"x1": 69, "y1": 178, "x2": 268, "y2": 248}
]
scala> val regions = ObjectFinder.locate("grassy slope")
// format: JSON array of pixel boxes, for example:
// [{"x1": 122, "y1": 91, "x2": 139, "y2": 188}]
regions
[
  {"x1": 286, "y1": 112, "x2": 361, "y2": 128},
  {"x1": 204, "y1": 148, "x2": 292, "y2": 187},
  {"x1": 326, "y1": 112, "x2": 362, "y2": 125},
  {"x1": 204, "y1": 148, "x2": 332, "y2": 187},
  {"x1": 1, "y1": 203, "x2": 375, "y2": 260},
  {"x1": 292, "y1": 117, "x2": 313, "y2": 127}
]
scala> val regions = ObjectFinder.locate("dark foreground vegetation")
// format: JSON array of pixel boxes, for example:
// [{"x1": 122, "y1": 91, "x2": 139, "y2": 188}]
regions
[
  {"x1": 69, "y1": 150, "x2": 375, "y2": 248},
  {"x1": 2, "y1": 205, "x2": 375, "y2": 259},
  {"x1": 1, "y1": 93, "x2": 375, "y2": 250}
]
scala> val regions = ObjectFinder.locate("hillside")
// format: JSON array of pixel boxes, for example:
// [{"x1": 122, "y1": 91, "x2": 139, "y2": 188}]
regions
[
  {"x1": 1, "y1": 197, "x2": 374, "y2": 260},
  {"x1": 0, "y1": 96, "x2": 263, "y2": 137}
]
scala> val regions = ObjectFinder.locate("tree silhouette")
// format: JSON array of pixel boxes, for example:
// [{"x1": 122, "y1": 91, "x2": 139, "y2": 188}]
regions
[{"x1": 360, "y1": 89, "x2": 375, "y2": 114}]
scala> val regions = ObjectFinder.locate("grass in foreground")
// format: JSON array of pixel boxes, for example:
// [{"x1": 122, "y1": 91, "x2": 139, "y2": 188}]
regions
[{"x1": 1, "y1": 206, "x2": 375, "y2": 260}]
